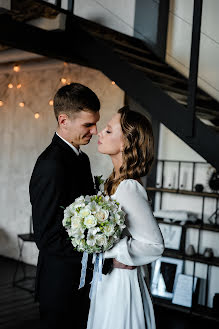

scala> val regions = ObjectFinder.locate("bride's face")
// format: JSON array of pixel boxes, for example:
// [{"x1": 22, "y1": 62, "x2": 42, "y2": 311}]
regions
[{"x1": 98, "y1": 113, "x2": 124, "y2": 155}]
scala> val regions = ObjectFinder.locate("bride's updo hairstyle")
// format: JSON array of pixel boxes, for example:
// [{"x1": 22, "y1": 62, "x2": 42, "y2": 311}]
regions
[{"x1": 105, "y1": 106, "x2": 154, "y2": 195}]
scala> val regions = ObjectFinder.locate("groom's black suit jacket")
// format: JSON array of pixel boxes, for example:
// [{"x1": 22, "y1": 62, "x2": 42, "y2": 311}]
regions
[{"x1": 29, "y1": 134, "x2": 94, "y2": 320}]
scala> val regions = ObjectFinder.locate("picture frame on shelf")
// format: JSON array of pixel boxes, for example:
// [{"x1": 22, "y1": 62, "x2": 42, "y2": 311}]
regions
[
  {"x1": 172, "y1": 274, "x2": 198, "y2": 307},
  {"x1": 151, "y1": 257, "x2": 183, "y2": 300},
  {"x1": 158, "y1": 223, "x2": 183, "y2": 251}
]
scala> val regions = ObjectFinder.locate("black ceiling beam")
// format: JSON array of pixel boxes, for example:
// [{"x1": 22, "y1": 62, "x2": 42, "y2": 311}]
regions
[{"x1": 0, "y1": 13, "x2": 87, "y2": 65}]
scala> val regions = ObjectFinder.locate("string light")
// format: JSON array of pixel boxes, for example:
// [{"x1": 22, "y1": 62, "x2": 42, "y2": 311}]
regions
[
  {"x1": 0, "y1": 100, "x2": 4, "y2": 107},
  {"x1": 17, "y1": 83, "x2": 22, "y2": 89},
  {"x1": 64, "y1": 62, "x2": 68, "y2": 66},
  {"x1": 61, "y1": 78, "x2": 67, "y2": 84},
  {"x1": 34, "y1": 112, "x2": 40, "y2": 119},
  {"x1": 13, "y1": 65, "x2": 20, "y2": 72},
  {"x1": 111, "y1": 81, "x2": 116, "y2": 85},
  {"x1": 19, "y1": 102, "x2": 25, "y2": 107},
  {"x1": 8, "y1": 83, "x2": 13, "y2": 89},
  {"x1": 49, "y1": 99, "x2": 54, "y2": 106}
]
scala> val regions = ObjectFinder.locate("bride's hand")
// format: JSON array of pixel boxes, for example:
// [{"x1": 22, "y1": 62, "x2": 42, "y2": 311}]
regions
[{"x1": 113, "y1": 258, "x2": 137, "y2": 270}]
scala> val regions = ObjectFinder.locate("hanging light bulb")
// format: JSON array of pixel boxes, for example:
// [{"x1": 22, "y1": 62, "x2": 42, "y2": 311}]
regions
[
  {"x1": 19, "y1": 102, "x2": 25, "y2": 107},
  {"x1": 17, "y1": 83, "x2": 22, "y2": 89},
  {"x1": 34, "y1": 112, "x2": 40, "y2": 119},
  {"x1": 111, "y1": 81, "x2": 116, "y2": 85},
  {"x1": 0, "y1": 100, "x2": 4, "y2": 107},
  {"x1": 8, "y1": 83, "x2": 13, "y2": 89},
  {"x1": 13, "y1": 65, "x2": 20, "y2": 72},
  {"x1": 61, "y1": 78, "x2": 67, "y2": 84},
  {"x1": 49, "y1": 99, "x2": 54, "y2": 106}
]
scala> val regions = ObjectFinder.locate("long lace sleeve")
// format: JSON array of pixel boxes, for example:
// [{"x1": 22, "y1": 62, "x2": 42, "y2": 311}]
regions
[{"x1": 104, "y1": 180, "x2": 164, "y2": 266}]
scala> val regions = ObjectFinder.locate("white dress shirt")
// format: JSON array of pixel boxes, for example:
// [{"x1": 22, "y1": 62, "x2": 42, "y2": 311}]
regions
[{"x1": 56, "y1": 132, "x2": 81, "y2": 156}]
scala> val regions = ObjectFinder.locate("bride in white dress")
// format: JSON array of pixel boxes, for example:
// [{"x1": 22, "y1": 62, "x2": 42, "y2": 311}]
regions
[{"x1": 87, "y1": 106, "x2": 164, "y2": 329}]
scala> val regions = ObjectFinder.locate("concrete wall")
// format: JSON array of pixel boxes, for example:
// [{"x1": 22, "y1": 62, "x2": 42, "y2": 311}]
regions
[
  {"x1": 74, "y1": 0, "x2": 136, "y2": 36},
  {"x1": 0, "y1": 62, "x2": 124, "y2": 265},
  {"x1": 166, "y1": 0, "x2": 219, "y2": 102}
]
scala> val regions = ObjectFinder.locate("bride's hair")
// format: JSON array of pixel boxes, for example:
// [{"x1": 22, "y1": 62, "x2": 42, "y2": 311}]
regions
[{"x1": 105, "y1": 106, "x2": 154, "y2": 195}]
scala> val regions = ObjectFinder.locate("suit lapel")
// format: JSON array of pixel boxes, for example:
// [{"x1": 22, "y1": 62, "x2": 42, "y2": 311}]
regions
[{"x1": 51, "y1": 133, "x2": 79, "y2": 161}]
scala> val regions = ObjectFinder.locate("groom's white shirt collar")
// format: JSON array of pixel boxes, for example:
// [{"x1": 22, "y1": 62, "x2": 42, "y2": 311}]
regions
[{"x1": 56, "y1": 132, "x2": 81, "y2": 156}]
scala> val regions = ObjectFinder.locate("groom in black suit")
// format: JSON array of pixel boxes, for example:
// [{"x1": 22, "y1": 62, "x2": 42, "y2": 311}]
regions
[{"x1": 29, "y1": 83, "x2": 100, "y2": 329}]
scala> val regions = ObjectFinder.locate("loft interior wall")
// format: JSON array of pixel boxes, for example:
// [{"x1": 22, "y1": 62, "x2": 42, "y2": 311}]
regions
[
  {"x1": 166, "y1": 0, "x2": 219, "y2": 102},
  {"x1": 0, "y1": 61, "x2": 124, "y2": 265},
  {"x1": 74, "y1": 0, "x2": 136, "y2": 36}
]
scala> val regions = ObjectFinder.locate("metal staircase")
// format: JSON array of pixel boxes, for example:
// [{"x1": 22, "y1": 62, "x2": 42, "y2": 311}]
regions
[{"x1": 0, "y1": 0, "x2": 218, "y2": 169}]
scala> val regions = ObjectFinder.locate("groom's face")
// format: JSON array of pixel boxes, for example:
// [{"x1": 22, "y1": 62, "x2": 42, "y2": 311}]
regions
[{"x1": 60, "y1": 110, "x2": 100, "y2": 148}]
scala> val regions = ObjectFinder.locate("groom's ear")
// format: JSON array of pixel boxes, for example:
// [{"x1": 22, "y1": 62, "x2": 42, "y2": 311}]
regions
[{"x1": 58, "y1": 113, "x2": 68, "y2": 127}]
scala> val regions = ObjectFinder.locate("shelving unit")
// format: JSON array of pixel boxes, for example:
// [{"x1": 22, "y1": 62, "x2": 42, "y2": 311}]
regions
[
  {"x1": 153, "y1": 296, "x2": 219, "y2": 323},
  {"x1": 147, "y1": 159, "x2": 219, "y2": 323},
  {"x1": 147, "y1": 186, "x2": 219, "y2": 199}
]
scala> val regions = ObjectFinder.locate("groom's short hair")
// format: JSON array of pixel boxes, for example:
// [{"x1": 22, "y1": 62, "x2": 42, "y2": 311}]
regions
[{"x1": 54, "y1": 83, "x2": 100, "y2": 121}]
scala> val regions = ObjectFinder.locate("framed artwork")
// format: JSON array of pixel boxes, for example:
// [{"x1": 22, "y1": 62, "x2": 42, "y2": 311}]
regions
[
  {"x1": 151, "y1": 257, "x2": 183, "y2": 300},
  {"x1": 172, "y1": 274, "x2": 198, "y2": 307},
  {"x1": 158, "y1": 223, "x2": 182, "y2": 251}
]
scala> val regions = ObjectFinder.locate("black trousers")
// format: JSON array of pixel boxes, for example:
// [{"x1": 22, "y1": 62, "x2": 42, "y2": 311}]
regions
[
  {"x1": 37, "y1": 254, "x2": 92, "y2": 329},
  {"x1": 39, "y1": 284, "x2": 90, "y2": 329}
]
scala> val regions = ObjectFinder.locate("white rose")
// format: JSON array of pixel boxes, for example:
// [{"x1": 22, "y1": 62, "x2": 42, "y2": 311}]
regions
[
  {"x1": 69, "y1": 203, "x2": 77, "y2": 213},
  {"x1": 79, "y1": 207, "x2": 91, "y2": 218},
  {"x1": 71, "y1": 238, "x2": 80, "y2": 247},
  {"x1": 78, "y1": 239, "x2": 86, "y2": 251},
  {"x1": 115, "y1": 213, "x2": 121, "y2": 224},
  {"x1": 73, "y1": 196, "x2": 86, "y2": 209},
  {"x1": 87, "y1": 201, "x2": 101, "y2": 213},
  {"x1": 84, "y1": 215, "x2": 97, "y2": 228},
  {"x1": 75, "y1": 196, "x2": 85, "y2": 203},
  {"x1": 96, "y1": 209, "x2": 109, "y2": 223},
  {"x1": 103, "y1": 224, "x2": 115, "y2": 237},
  {"x1": 73, "y1": 228, "x2": 85, "y2": 240},
  {"x1": 71, "y1": 216, "x2": 82, "y2": 231},
  {"x1": 89, "y1": 227, "x2": 100, "y2": 235},
  {"x1": 87, "y1": 230, "x2": 97, "y2": 246},
  {"x1": 96, "y1": 234, "x2": 107, "y2": 247},
  {"x1": 64, "y1": 206, "x2": 73, "y2": 218},
  {"x1": 85, "y1": 195, "x2": 92, "y2": 203}
]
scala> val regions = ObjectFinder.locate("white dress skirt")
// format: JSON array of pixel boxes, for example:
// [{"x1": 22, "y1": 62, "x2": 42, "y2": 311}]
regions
[{"x1": 87, "y1": 179, "x2": 164, "y2": 329}]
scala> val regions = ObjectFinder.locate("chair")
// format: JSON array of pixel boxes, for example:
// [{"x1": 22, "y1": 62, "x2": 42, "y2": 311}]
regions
[{"x1": 12, "y1": 216, "x2": 35, "y2": 293}]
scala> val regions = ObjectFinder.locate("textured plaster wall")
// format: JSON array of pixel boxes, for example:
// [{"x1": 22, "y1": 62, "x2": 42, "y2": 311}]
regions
[{"x1": 0, "y1": 62, "x2": 124, "y2": 265}]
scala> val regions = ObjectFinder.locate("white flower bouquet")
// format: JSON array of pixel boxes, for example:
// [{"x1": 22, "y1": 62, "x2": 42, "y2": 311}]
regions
[{"x1": 62, "y1": 193, "x2": 126, "y2": 254}]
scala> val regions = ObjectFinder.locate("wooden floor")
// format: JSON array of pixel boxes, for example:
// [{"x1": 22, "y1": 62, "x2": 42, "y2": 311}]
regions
[
  {"x1": 0, "y1": 256, "x2": 40, "y2": 329},
  {"x1": 0, "y1": 256, "x2": 218, "y2": 329}
]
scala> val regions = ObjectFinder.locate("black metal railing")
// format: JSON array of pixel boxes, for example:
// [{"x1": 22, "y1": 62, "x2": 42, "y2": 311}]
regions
[{"x1": 187, "y1": 0, "x2": 203, "y2": 137}]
